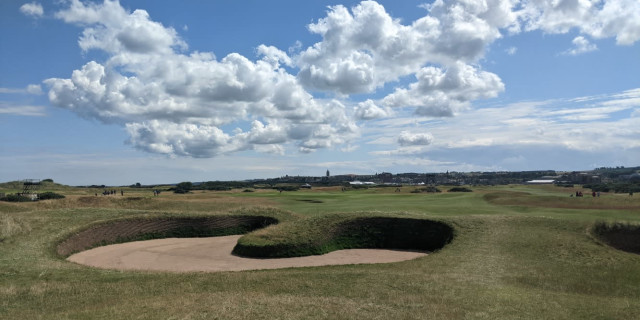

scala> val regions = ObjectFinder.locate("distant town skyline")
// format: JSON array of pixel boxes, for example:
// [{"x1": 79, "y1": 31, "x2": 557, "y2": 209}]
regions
[{"x1": 1, "y1": 0, "x2": 639, "y2": 185}]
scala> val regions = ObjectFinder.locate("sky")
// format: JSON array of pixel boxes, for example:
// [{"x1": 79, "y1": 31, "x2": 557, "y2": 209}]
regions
[{"x1": 1, "y1": 0, "x2": 639, "y2": 186}]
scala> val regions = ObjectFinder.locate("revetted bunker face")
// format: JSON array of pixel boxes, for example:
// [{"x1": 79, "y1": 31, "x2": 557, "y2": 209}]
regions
[
  {"x1": 592, "y1": 222, "x2": 640, "y2": 255},
  {"x1": 232, "y1": 217, "x2": 455, "y2": 258},
  {"x1": 57, "y1": 216, "x2": 278, "y2": 257},
  {"x1": 339, "y1": 217, "x2": 454, "y2": 251},
  {"x1": 58, "y1": 215, "x2": 454, "y2": 259}
]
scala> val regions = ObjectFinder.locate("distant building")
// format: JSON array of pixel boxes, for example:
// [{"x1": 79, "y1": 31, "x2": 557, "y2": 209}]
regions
[
  {"x1": 564, "y1": 172, "x2": 601, "y2": 184},
  {"x1": 349, "y1": 181, "x2": 376, "y2": 185},
  {"x1": 379, "y1": 172, "x2": 393, "y2": 183},
  {"x1": 326, "y1": 170, "x2": 330, "y2": 177},
  {"x1": 525, "y1": 180, "x2": 556, "y2": 184}
]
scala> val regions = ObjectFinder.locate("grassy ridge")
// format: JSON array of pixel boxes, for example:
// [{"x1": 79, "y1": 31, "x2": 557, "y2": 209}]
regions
[{"x1": 1, "y1": 185, "x2": 640, "y2": 319}]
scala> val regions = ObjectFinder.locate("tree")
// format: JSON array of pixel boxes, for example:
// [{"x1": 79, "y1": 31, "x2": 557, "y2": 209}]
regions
[{"x1": 174, "y1": 181, "x2": 193, "y2": 194}]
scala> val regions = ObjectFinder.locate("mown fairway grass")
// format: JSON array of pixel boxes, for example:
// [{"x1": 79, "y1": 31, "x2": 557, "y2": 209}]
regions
[{"x1": 1, "y1": 185, "x2": 640, "y2": 319}]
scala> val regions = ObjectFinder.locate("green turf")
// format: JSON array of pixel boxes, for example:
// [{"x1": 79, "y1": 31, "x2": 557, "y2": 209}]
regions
[{"x1": 1, "y1": 184, "x2": 639, "y2": 319}]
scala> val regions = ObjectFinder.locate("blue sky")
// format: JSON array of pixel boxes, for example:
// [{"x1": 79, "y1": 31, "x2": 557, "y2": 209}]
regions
[{"x1": 1, "y1": 0, "x2": 639, "y2": 185}]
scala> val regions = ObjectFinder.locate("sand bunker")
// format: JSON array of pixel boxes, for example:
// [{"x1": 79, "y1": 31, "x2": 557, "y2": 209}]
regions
[
  {"x1": 68, "y1": 235, "x2": 427, "y2": 272},
  {"x1": 61, "y1": 215, "x2": 451, "y2": 272}
]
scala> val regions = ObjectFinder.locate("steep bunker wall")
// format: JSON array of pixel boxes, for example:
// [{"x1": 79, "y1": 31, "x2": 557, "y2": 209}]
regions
[
  {"x1": 57, "y1": 215, "x2": 278, "y2": 257},
  {"x1": 592, "y1": 222, "x2": 640, "y2": 255},
  {"x1": 233, "y1": 217, "x2": 454, "y2": 258}
]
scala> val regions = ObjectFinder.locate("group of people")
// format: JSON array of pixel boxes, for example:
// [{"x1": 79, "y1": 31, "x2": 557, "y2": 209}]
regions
[
  {"x1": 93, "y1": 190, "x2": 161, "y2": 196},
  {"x1": 96, "y1": 190, "x2": 124, "y2": 196},
  {"x1": 573, "y1": 191, "x2": 600, "y2": 197}
]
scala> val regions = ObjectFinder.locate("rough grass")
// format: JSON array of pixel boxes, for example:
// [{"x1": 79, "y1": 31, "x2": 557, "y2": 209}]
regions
[
  {"x1": 0, "y1": 190, "x2": 278, "y2": 214},
  {"x1": 483, "y1": 190, "x2": 640, "y2": 210},
  {"x1": 0, "y1": 213, "x2": 31, "y2": 241},
  {"x1": 2, "y1": 185, "x2": 640, "y2": 319}
]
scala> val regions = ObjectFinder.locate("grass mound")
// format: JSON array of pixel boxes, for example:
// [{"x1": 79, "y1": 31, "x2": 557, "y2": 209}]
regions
[
  {"x1": 232, "y1": 215, "x2": 454, "y2": 258},
  {"x1": 448, "y1": 187, "x2": 473, "y2": 192},
  {"x1": 592, "y1": 221, "x2": 640, "y2": 254},
  {"x1": 410, "y1": 186, "x2": 442, "y2": 193},
  {"x1": 37, "y1": 192, "x2": 65, "y2": 200},
  {"x1": 0, "y1": 194, "x2": 32, "y2": 202},
  {"x1": 57, "y1": 215, "x2": 278, "y2": 257}
]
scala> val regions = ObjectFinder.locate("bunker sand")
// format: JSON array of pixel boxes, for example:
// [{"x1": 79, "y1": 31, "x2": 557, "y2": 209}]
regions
[{"x1": 68, "y1": 235, "x2": 427, "y2": 272}]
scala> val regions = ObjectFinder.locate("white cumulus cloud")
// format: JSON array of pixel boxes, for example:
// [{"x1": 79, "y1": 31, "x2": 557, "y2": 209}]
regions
[
  {"x1": 354, "y1": 100, "x2": 391, "y2": 120},
  {"x1": 41, "y1": 0, "x2": 640, "y2": 159},
  {"x1": 296, "y1": 0, "x2": 514, "y2": 95},
  {"x1": 382, "y1": 62, "x2": 504, "y2": 116},
  {"x1": 54, "y1": 0, "x2": 186, "y2": 54},
  {"x1": 257, "y1": 45, "x2": 293, "y2": 68},
  {"x1": 45, "y1": 0, "x2": 358, "y2": 158},
  {"x1": 20, "y1": 2, "x2": 43, "y2": 18},
  {"x1": 398, "y1": 131, "x2": 434, "y2": 146},
  {"x1": 562, "y1": 36, "x2": 598, "y2": 55},
  {"x1": 518, "y1": 0, "x2": 640, "y2": 45},
  {"x1": 26, "y1": 84, "x2": 43, "y2": 95}
]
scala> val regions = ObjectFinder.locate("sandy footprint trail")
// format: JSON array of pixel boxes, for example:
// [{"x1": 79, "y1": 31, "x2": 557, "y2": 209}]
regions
[{"x1": 68, "y1": 235, "x2": 427, "y2": 272}]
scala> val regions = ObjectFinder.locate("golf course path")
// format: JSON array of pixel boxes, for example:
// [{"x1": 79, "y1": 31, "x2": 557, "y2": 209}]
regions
[{"x1": 67, "y1": 235, "x2": 427, "y2": 272}]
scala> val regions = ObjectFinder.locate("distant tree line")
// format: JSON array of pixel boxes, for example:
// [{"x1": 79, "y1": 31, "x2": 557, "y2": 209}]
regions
[
  {"x1": 170, "y1": 181, "x2": 307, "y2": 193},
  {"x1": 172, "y1": 182, "x2": 193, "y2": 194},
  {"x1": 584, "y1": 182, "x2": 640, "y2": 193},
  {"x1": 593, "y1": 166, "x2": 640, "y2": 179}
]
